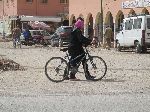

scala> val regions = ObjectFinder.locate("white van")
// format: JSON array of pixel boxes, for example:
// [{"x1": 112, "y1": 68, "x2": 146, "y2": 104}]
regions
[{"x1": 116, "y1": 15, "x2": 150, "y2": 53}]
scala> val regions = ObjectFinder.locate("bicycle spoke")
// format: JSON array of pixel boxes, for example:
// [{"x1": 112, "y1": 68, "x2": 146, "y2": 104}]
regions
[
  {"x1": 45, "y1": 57, "x2": 68, "y2": 82},
  {"x1": 85, "y1": 56, "x2": 107, "y2": 81}
]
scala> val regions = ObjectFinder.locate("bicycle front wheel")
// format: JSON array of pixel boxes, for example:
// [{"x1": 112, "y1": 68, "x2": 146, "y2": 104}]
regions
[
  {"x1": 13, "y1": 40, "x2": 16, "y2": 48},
  {"x1": 45, "y1": 57, "x2": 68, "y2": 83},
  {"x1": 84, "y1": 56, "x2": 107, "y2": 81}
]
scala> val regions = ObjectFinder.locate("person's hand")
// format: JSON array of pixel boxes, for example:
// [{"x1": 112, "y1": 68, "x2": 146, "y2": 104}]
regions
[{"x1": 60, "y1": 48, "x2": 68, "y2": 52}]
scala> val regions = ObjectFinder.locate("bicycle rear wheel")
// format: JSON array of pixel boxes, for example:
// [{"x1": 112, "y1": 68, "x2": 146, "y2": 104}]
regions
[
  {"x1": 17, "y1": 41, "x2": 21, "y2": 48},
  {"x1": 13, "y1": 40, "x2": 16, "y2": 48},
  {"x1": 45, "y1": 57, "x2": 68, "y2": 82},
  {"x1": 84, "y1": 56, "x2": 107, "y2": 81}
]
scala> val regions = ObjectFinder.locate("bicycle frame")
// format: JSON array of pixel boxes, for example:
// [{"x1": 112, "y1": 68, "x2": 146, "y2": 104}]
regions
[
  {"x1": 13, "y1": 37, "x2": 21, "y2": 48},
  {"x1": 64, "y1": 47, "x2": 91, "y2": 69}
]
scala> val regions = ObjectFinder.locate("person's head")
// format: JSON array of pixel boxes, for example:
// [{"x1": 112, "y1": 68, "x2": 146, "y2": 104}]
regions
[
  {"x1": 106, "y1": 25, "x2": 110, "y2": 28},
  {"x1": 74, "y1": 19, "x2": 84, "y2": 30}
]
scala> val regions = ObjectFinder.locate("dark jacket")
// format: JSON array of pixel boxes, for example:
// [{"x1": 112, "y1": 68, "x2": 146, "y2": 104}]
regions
[
  {"x1": 23, "y1": 30, "x2": 31, "y2": 39},
  {"x1": 68, "y1": 28, "x2": 91, "y2": 56}
]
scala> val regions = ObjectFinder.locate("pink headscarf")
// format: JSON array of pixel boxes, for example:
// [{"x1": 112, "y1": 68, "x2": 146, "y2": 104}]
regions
[{"x1": 74, "y1": 19, "x2": 84, "y2": 29}]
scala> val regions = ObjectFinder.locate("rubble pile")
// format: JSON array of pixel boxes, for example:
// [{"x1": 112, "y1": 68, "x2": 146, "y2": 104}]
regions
[{"x1": 0, "y1": 58, "x2": 24, "y2": 71}]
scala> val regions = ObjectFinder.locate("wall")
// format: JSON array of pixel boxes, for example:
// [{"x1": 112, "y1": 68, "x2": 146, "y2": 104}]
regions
[
  {"x1": 69, "y1": 0, "x2": 150, "y2": 39},
  {"x1": 17, "y1": 0, "x2": 68, "y2": 16}
]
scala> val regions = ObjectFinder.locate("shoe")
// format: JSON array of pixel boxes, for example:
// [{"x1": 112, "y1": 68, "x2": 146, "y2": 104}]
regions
[
  {"x1": 85, "y1": 75, "x2": 96, "y2": 80},
  {"x1": 70, "y1": 77, "x2": 80, "y2": 81}
]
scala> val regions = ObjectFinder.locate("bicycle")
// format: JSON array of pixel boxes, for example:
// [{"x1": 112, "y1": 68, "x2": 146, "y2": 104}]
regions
[
  {"x1": 45, "y1": 47, "x2": 107, "y2": 83},
  {"x1": 13, "y1": 37, "x2": 21, "y2": 48}
]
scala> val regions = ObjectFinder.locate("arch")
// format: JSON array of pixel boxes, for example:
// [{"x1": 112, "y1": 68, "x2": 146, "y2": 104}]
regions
[
  {"x1": 79, "y1": 14, "x2": 84, "y2": 18},
  {"x1": 85, "y1": 13, "x2": 94, "y2": 39},
  {"x1": 115, "y1": 10, "x2": 124, "y2": 32},
  {"x1": 63, "y1": 20, "x2": 69, "y2": 26},
  {"x1": 95, "y1": 12, "x2": 101, "y2": 25},
  {"x1": 77, "y1": 14, "x2": 84, "y2": 21},
  {"x1": 70, "y1": 14, "x2": 76, "y2": 26},
  {"x1": 85, "y1": 13, "x2": 93, "y2": 24},
  {"x1": 129, "y1": 9, "x2": 136, "y2": 15},
  {"x1": 95, "y1": 12, "x2": 103, "y2": 42},
  {"x1": 104, "y1": 11, "x2": 114, "y2": 43},
  {"x1": 62, "y1": 14, "x2": 69, "y2": 26},
  {"x1": 104, "y1": 11, "x2": 114, "y2": 29},
  {"x1": 142, "y1": 8, "x2": 149, "y2": 14}
]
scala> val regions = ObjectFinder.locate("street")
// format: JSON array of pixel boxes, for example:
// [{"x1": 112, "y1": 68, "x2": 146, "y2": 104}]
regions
[{"x1": 0, "y1": 41, "x2": 150, "y2": 112}]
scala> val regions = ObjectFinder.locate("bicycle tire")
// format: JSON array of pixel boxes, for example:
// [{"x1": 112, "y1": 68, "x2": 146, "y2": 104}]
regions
[
  {"x1": 84, "y1": 56, "x2": 107, "y2": 81},
  {"x1": 18, "y1": 41, "x2": 21, "y2": 48},
  {"x1": 45, "y1": 57, "x2": 68, "y2": 83},
  {"x1": 13, "y1": 40, "x2": 16, "y2": 48},
  {"x1": 13, "y1": 40, "x2": 21, "y2": 48}
]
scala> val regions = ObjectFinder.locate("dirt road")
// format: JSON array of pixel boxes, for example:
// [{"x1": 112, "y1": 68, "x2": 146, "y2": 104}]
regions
[{"x1": 0, "y1": 42, "x2": 150, "y2": 112}]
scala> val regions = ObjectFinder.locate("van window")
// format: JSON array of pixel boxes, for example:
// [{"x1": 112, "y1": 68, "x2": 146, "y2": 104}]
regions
[
  {"x1": 133, "y1": 18, "x2": 142, "y2": 29},
  {"x1": 63, "y1": 27, "x2": 72, "y2": 33},
  {"x1": 147, "y1": 18, "x2": 150, "y2": 29},
  {"x1": 125, "y1": 19, "x2": 133, "y2": 30}
]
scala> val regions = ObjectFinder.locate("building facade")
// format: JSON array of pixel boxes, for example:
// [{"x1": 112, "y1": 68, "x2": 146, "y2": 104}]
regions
[
  {"x1": 69, "y1": 0, "x2": 150, "y2": 45},
  {"x1": 0, "y1": 0, "x2": 69, "y2": 36}
]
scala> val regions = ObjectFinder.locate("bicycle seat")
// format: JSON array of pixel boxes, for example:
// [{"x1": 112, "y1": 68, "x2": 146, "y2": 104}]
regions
[{"x1": 60, "y1": 48, "x2": 68, "y2": 52}]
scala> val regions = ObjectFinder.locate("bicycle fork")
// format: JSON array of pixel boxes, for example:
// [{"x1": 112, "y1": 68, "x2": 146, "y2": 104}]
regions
[{"x1": 89, "y1": 57, "x2": 97, "y2": 69}]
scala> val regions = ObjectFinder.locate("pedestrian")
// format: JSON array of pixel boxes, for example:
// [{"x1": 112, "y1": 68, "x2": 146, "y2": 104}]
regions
[
  {"x1": 12, "y1": 25, "x2": 21, "y2": 47},
  {"x1": 23, "y1": 28, "x2": 31, "y2": 45},
  {"x1": 91, "y1": 36, "x2": 98, "y2": 48},
  {"x1": 66, "y1": 18, "x2": 95, "y2": 81},
  {"x1": 104, "y1": 25, "x2": 113, "y2": 50}
]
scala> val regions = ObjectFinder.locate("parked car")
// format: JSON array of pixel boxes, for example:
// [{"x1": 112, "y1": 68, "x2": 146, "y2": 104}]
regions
[
  {"x1": 51, "y1": 26, "x2": 73, "y2": 47},
  {"x1": 41, "y1": 30, "x2": 53, "y2": 45},
  {"x1": 30, "y1": 30, "x2": 45, "y2": 45},
  {"x1": 50, "y1": 33, "x2": 59, "y2": 47},
  {"x1": 21, "y1": 30, "x2": 51, "y2": 46},
  {"x1": 116, "y1": 15, "x2": 150, "y2": 53}
]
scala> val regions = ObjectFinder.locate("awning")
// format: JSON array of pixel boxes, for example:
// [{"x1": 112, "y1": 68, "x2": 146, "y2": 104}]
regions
[
  {"x1": 20, "y1": 16, "x2": 62, "y2": 22},
  {"x1": 29, "y1": 21, "x2": 50, "y2": 29}
]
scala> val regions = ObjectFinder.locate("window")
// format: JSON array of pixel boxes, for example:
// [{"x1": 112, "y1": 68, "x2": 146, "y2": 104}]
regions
[
  {"x1": 40, "y1": 0, "x2": 48, "y2": 3},
  {"x1": 26, "y1": 0, "x2": 33, "y2": 3},
  {"x1": 147, "y1": 18, "x2": 150, "y2": 29},
  {"x1": 133, "y1": 18, "x2": 142, "y2": 29},
  {"x1": 60, "y1": 0, "x2": 68, "y2": 4},
  {"x1": 125, "y1": 19, "x2": 133, "y2": 30}
]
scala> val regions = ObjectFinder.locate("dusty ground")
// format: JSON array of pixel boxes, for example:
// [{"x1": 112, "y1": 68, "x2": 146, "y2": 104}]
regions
[{"x1": 0, "y1": 41, "x2": 150, "y2": 112}]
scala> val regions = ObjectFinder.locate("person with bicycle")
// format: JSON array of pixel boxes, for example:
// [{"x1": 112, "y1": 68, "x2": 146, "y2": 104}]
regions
[
  {"x1": 12, "y1": 25, "x2": 21, "y2": 48},
  {"x1": 67, "y1": 17, "x2": 95, "y2": 81}
]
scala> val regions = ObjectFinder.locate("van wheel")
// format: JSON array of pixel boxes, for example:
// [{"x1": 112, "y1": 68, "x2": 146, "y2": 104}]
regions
[
  {"x1": 135, "y1": 43, "x2": 142, "y2": 53},
  {"x1": 116, "y1": 42, "x2": 122, "y2": 52},
  {"x1": 142, "y1": 46, "x2": 147, "y2": 53}
]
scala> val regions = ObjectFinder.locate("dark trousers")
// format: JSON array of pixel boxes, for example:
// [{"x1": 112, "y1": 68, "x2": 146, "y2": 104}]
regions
[
  {"x1": 25, "y1": 38, "x2": 29, "y2": 44},
  {"x1": 69, "y1": 53, "x2": 90, "y2": 78}
]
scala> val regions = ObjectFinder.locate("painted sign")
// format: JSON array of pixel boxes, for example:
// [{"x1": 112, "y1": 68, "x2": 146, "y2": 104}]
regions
[
  {"x1": 122, "y1": 0, "x2": 150, "y2": 8},
  {"x1": 143, "y1": 0, "x2": 150, "y2": 7}
]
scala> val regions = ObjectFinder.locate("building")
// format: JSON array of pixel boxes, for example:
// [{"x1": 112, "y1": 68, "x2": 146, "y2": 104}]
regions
[
  {"x1": 0, "y1": 0, "x2": 69, "y2": 36},
  {"x1": 69, "y1": 0, "x2": 150, "y2": 46}
]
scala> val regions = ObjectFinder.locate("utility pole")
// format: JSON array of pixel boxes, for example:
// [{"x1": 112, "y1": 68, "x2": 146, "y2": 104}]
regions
[
  {"x1": 2, "y1": 0, "x2": 5, "y2": 39},
  {"x1": 100, "y1": 0, "x2": 104, "y2": 44}
]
